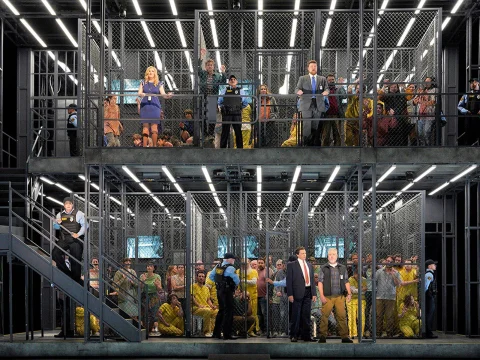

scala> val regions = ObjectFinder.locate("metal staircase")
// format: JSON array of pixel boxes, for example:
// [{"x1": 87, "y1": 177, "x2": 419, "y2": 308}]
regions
[{"x1": 0, "y1": 186, "x2": 147, "y2": 342}]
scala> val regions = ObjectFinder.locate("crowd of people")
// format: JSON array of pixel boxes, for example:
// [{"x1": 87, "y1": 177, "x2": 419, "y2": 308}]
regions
[
  {"x1": 90, "y1": 251, "x2": 435, "y2": 342},
  {"x1": 65, "y1": 59, "x2": 480, "y2": 153}
]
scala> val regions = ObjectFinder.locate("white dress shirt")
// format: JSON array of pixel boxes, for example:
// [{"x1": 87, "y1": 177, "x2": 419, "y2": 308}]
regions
[{"x1": 298, "y1": 259, "x2": 311, "y2": 287}]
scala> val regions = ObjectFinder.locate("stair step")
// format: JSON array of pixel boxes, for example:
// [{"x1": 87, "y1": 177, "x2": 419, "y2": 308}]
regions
[{"x1": 27, "y1": 244, "x2": 50, "y2": 258}]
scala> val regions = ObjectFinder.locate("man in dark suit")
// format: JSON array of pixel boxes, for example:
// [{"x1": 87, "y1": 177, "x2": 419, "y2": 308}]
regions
[
  {"x1": 286, "y1": 246, "x2": 317, "y2": 342},
  {"x1": 295, "y1": 60, "x2": 329, "y2": 146}
]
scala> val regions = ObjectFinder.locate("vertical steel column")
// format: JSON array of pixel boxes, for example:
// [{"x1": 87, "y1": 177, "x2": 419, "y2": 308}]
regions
[
  {"x1": 358, "y1": 0, "x2": 365, "y2": 147},
  {"x1": 98, "y1": 0, "x2": 106, "y2": 148},
  {"x1": 193, "y1": 11, "x2": 201, "y2": 147},
  {"x1": 361, "y1": 164, "x2": 376, "y2": 343},
  {"x1": 465, "y1": 180, "x2": 471, "y2": 336},
  {"x1": 315, "y1": 10, "x2": 322, "y2": 65},
  {"x1": 0, "y1": 18, "x2": 4, "y2": 166},
  {"x1": 372, "y1": 2, "x2": 379, "y2": 147},
  {"x1": 466, "y1": 16, "x2": 472, "y2": 88},
  {"x1": 477, "y1": 182, "x2": 480, "y2": 335},
  {"x1": 435, "y1": 8, "x2": 443, "y2": 145},
  {"x1": 29, "y1": 268, "x2": 33, "y2": 339},
  {"x1": 265, "y1": 231, "x2": 270, "y2": 338},
  {"x1": 185, "y1": 192, "x2": 192, "y2": 337},
  {"x1": 303, "y1": 191, "x2": 309, "y2": 249},
  {"x1": 357, "y1": 165, "x2": 366, "y2": 341},
  {"x1": 420, "y1": 190, "x2": 426, "y2": 336},
  {"x1": 83, "y1": 165, "x2": 90, "y2": 342},
  {"x1": 98, "y1": 165, "x2": 105, "y2": 342},
  {"x1": 25, "y1": 265, "x2": 28, "y2": 340},
  {"x1": 441, "y1": 193, "x2": 447, "y2": 333},
  {"x1": 8, "y1": 184, "x2": 13, "y2": 342},
  {"x1": 454, "y1": 193, "x2": 458, "y2": 333},
  {"x1": 77, "y1": 19, "x2": 84, "y2": 150}
]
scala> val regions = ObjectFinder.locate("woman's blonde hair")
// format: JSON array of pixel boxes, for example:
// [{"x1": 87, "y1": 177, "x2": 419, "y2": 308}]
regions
[{"x1": 144, "y1": 66, "x2": 159, "y2": 87}]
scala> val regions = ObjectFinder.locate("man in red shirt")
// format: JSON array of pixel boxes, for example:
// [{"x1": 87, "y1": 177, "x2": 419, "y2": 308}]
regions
[{"x1": 256, "y1": 257, "x2": 273, "y2": 335}]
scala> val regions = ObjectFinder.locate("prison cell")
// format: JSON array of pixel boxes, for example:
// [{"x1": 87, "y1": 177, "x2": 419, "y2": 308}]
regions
[
  {"x1": 25, "y1": 8, "x2": 451, "y2": 154},
  {"x1": 43, "y1": 183, "x2": 424, "y2": 339}
]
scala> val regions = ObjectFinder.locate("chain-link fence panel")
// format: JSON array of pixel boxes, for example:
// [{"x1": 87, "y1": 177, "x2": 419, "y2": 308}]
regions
[
  {"x1": 359, "y1": 192, "x2": 423, "y2": 339},
  {"x1": 307, "y1": 190, "x2": 423, "y2": 339},
  {"x1": 320, "y1": 9, "x2": 439, "y2": 147},
  {"x1": 30, "y1": 50, "x2": 83, "y2": 157},
  {"x1": 76, "y1": 187, "x2": 423, "y2": 339},
  {"x1": 243, "y1": 192, "x2": 304, "y2": 337},
  {"x1": 81, "y1": 19, "x2": 199, "y2": 149}
]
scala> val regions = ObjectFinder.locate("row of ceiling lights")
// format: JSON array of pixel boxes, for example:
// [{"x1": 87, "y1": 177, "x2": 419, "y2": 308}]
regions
[
  {"x1": 37, "y1": 163, "x2": 478, "y2": 229},
  {"x1": 2, "y1": 0, "x2": 466, "y2": 51}
]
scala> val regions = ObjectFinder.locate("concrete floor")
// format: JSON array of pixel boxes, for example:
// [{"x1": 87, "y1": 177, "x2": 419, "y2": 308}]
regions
[{"x1": 1, "y1": 330, "x2": 480, "y2": 358}]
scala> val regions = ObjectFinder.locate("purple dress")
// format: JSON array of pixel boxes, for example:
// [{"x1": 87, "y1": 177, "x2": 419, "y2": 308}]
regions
[{"x1": 140, "y1": 80, "x2": 164, "y2": 126}]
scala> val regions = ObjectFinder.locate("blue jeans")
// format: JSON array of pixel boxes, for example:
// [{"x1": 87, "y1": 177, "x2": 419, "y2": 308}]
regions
[
  {"x1": 417, "y1": 119, "x2": 433, "y2": 146},
  {"x1": 258, "y1": 297, "x2": 267, "y2": 332}
]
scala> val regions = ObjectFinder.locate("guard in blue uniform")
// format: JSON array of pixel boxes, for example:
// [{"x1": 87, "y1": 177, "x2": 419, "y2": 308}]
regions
[
  {"x1": 209, "y1": 252, "x2": 240, "y2": 340},
  {"x1": 218, "y1": 75, "x2": 249, "y2": 148},
  {"x1": 424, "y1": 259, "x2": 438, "y2": 339}
]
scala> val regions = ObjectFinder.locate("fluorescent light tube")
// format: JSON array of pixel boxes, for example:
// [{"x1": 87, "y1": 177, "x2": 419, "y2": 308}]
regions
[
  {"x1": 292, "y1": 166, "x2": 301, "y2": 183},
  {"x1": 20, "y1": 19, "x2": 47, "y2": 47},
  {"x1": 328, "y1": 165, "x2": 341, "y2": 183},
  {"x1": 40, "y1": 176, "x2": 55, "y2": 185},
  {"x1": 132, "y1": 0, "x2": 142, "y2": 15},
  {"x1": 429, "y1": 182, "x2": 450, "y2": 195},
  {"x1": 122, "y1": 166, "x2": 141, "y2": 183},
  {"x1": 450, "y1": 165, "x2": 478, "y2": 182},
  {"x1": 162, "y1": 166, "x2": 177, "y2": 183},
  {"x1": 41, "y1": 0, "x2": 56, "y2": 15},
  {"x1": 139, "y1": 183, "x2": 152, "y2": 194},
  {"x1": 413, "y1": 165, "x2": 436, "y2": 182},
  {"x1": 202, "y1": 166, "x2": 212, "y2": 183},
  {"x1": 55, "y1": 183, "x2": 72, "y2": 193}
]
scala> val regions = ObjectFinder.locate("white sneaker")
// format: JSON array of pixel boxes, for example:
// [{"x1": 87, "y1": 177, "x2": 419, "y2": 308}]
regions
[{"x1": 204, "y1": 332, "x2": 213, "y2": 337}]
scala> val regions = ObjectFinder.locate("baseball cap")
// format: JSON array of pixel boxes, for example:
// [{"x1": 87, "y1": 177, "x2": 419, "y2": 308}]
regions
[
  {"x1": 224, "y1": 252, "x2": 236, "y2": 259},
  {"x1": 63, "y1": 197, "x2": 74, "y2": 204},
  {"x1": 469, "y1": 78, "x2": 479, "y2": 83},
  {"x1": 228, "y1": 75, "x2": 237, "y2": 81},
  {"x1": 68, "y1": 103, "x2": 77, "y2": 110},
  {"x1": 425, "y1": 259, "x2": 438, "y2": 267}
]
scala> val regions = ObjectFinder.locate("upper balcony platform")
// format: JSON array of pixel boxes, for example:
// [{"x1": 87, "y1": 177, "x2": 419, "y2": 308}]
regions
[{"x1": 27, "y1": 146, "x2": 480, "y2": 174}]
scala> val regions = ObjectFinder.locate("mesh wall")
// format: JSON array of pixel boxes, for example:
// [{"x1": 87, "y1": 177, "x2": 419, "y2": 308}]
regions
[
  {"x1": 71, "y1": 187, "x2": 424, "y2": 338},
  {"x1": 320, "y1": 9, "x2": 440, "y2": 147}
]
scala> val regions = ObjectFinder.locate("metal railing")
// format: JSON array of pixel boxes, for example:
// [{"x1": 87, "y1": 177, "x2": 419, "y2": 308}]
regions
[{"x1": 4, "y1": 186, "x2": 148, "y2": 341}]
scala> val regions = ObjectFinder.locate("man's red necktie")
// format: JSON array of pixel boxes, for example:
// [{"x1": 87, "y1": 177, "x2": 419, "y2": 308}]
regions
[{"x1": 303, "y1": 261, "x2": 309, "y2": 285}]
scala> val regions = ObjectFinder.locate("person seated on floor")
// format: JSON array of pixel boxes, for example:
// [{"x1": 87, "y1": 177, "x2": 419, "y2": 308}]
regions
[
  {"x1": 191, "y1": 271, "x2": 218, "y2": 337},
  {"x1": 206, "y1": 259, "x2": 222, "y2": 309},
  {"x1": 157, "y1": 294, "x2": 184, "y2": 336},
  {"x1": 180, "y1": 109, "x2": 194, "y2": 144},
  {"x1": 232, "y1": 288, "x2": 255, "y2": 337},
  {"x1": 157, "y1": 128, "x2": 181, "y2": 147},
  {"x1": 281, "y1": 113, "x2": 299, "y2": 147},
  {"x1": 398, "y1": 294, "x2": 421, "y2": 338},
  {"x1": 133, "y1": 133, "x2": 153, "y2": 147}
]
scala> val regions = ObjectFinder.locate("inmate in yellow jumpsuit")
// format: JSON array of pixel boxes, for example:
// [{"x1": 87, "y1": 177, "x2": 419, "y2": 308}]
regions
[
  {"x1": 237, "y1": 267, "x2": 258, "y2": 334},
  {"x1": 157, "y1": 302, "x2": 184, "y2": 336},
  {"x1": 347, "y1": 276, "x2": 367, "y2": 337}
]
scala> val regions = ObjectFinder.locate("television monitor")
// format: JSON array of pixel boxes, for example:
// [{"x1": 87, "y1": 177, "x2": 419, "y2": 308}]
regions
[
  {"x1": 127, "y1": 236, "x2": 163, "y2": 259},
  {"x1": 217, "y1": 235, "x2": 228, "y2": 259},
  {"x1": 110, "y1": 79, "x2": 141, "y2": 104},
  {"x1": 314, "y1": 236, "x2": 345, "y2": 259},
  {"x1": 242, "y1": 235, "x2": 258, "y2": 259}
]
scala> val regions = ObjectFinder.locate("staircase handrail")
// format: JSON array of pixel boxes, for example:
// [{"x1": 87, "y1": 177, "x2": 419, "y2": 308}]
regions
[{"x1": 9, "y1": 186, "x2": 148, "y2": 341}]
